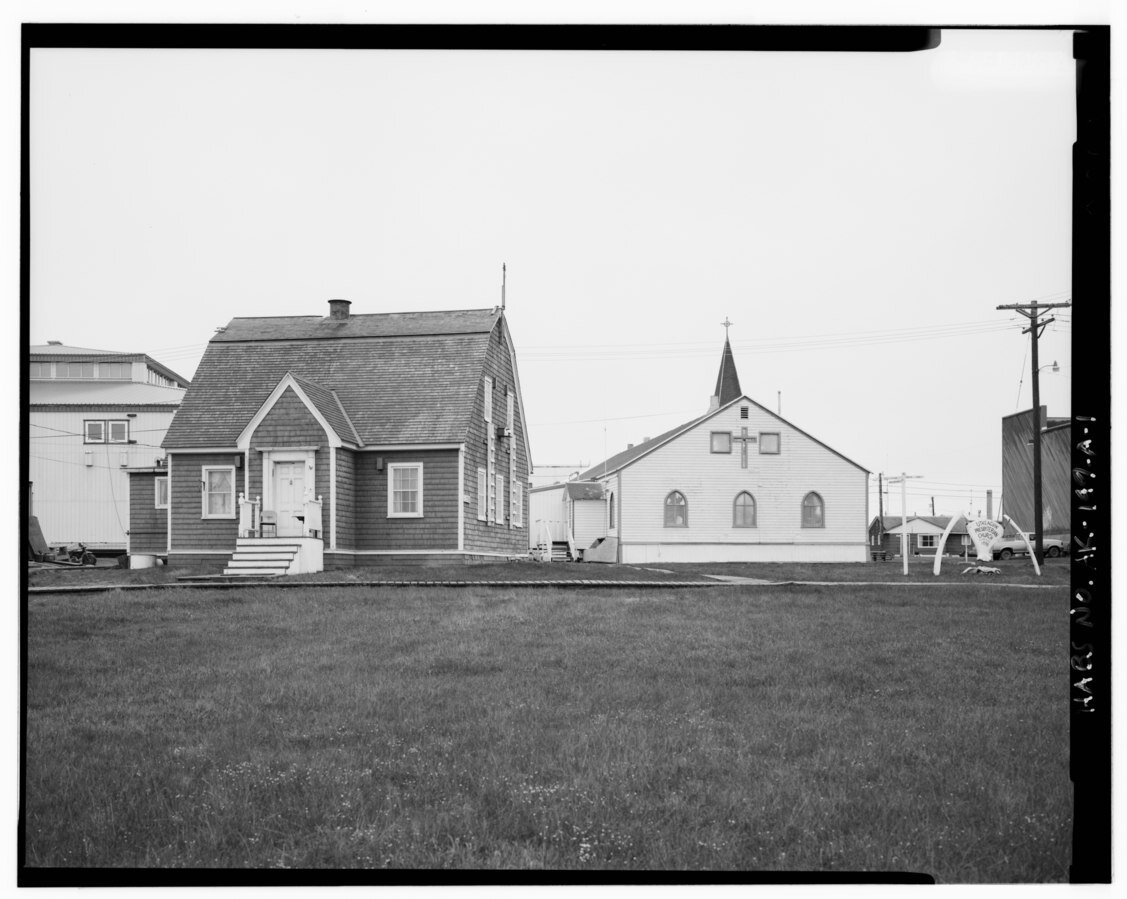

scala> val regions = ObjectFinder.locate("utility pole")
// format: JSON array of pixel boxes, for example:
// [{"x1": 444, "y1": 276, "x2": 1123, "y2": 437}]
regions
[
  {"x1": 996, "y1": 300, "x2": 1070, "y2": 564},
  {"x1": 877, "y1": 473, "x2": 884, "y2": 547},
  {"x1": 886, "y1": 473, "x2": 923, "y2": 576}
]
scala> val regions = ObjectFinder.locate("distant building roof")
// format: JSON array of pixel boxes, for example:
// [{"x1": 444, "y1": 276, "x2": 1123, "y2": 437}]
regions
[
  {"x1": 30, "y1": 343, "x2": 129, "y2": 356},
  {"x1": 29, "y1": 381, "x2": 187, "y2": 406},
  {"x1": 872, "y1": 514, "x2": 970, "y2": 534},
  {"x1": 30, "y1": 343, "x2": 190, "y2": 387}
]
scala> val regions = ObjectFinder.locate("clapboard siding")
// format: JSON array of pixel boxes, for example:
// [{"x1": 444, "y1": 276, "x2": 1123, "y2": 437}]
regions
[
  {"x1": 334, "y1": 448, "x2": 357, "y2": 549},
  {"x1": 28, "y1": 407, "x2": 177, "y2": 548},
  {"x1": 528, "y1": 484, "x2": 567, "y2": 548},
  {"x1": 168, "y1": 452, "x2": 241, "y2": 551},
  {"x1": 463, "y1": 320, "x2": 529, "y2": 555},
  {"x1": 571, "y1": 499, "x2": 607, "y2": 549},
  {"x1": 617, "y1": 402, "x2": 868, "y2": 556},
  {"x1": 355, "y1": 450, "x2": 459, "y2": 550},
  {"x1": 126, "y1": 471, "x2": 167, "y2": 554}
]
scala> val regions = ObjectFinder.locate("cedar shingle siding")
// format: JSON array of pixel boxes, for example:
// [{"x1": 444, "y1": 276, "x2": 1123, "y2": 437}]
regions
[
  {"x1": 334, "y1": 448, "x2": 357, "y2": 550},
  {"x1": 169, "y1": 452, "x2": 240, "y2": 551},
  {"x1": 126, "y1": 471, "x2": 167, "y2": 554},
  {"x1": 161, "y1": 307, "x2": 532, "y2": 567},
  {"x1": 463, "y1": 322, "x2": 529, "y2": 554},
  {"x1": 354, "y1": 449, "x2": 460, "y2": 551}
]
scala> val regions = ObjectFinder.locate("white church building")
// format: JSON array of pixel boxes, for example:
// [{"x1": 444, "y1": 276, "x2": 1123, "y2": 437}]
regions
[{"x1": 531, "y1": 334, "x2": 871, "y2": 563}]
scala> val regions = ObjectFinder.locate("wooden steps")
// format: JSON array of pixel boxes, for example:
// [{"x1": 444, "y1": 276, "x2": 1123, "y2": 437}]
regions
[{"x1": 222, "y1": 539, "x2": 301, "y2": 577}]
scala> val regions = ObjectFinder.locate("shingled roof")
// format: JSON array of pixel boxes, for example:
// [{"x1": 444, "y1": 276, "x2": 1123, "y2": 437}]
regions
[{"x1": 163, "y1": 308, "x2": 503, "y2": 449}]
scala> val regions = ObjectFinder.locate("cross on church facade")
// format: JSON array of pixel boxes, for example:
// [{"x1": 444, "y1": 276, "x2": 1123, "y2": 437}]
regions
[{"x1": 734, "y1": 427, "x2": 755, "y2": 469}]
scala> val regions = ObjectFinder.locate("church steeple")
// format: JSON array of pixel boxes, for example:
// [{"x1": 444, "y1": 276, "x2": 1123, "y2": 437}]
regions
[{"x1": 712, "y1": 318, "x2": 742, "y2": 408}]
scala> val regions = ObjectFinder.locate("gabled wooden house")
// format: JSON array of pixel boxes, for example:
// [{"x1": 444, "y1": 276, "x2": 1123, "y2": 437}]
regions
[
  {"x1": 534, "y1": 334, "x2": 871, "y2": 564},
  {"x1": 869, "y1": 515, "x2": 971, "y2": 559},
  {"x1": 160, "y1": 300, "x2": 531, "y2": 573}
]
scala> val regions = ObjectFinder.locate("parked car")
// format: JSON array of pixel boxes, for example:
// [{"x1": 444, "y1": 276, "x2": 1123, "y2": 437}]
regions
[{"x1": 992, "y1": 533, "x2": 1067, "y2": 560}]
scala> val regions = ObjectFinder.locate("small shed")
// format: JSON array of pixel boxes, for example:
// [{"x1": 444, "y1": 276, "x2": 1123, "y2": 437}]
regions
[{"x1": 565, "y1": 481, "x2": 607, "y2": 551}]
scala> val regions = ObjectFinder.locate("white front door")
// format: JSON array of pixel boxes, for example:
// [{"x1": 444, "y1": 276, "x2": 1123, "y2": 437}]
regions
[{"x1": 273, "y1": 460, "x2": 306, "y2": 537}]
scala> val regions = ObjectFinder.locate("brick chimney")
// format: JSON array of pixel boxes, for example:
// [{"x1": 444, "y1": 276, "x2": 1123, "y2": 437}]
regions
[{"x1": 328, "y1": 298, "x2": 351, "y2": 320}]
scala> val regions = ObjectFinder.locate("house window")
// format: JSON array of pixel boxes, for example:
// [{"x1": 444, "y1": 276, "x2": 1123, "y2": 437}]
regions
[
  {"x1": 483, "y1": 376, "x2": 493, "y2": 422},
  {"x1": 388, "y1": 463, "x2": 423, "y2": 517},
  {"x1": 477, "y1": 467, "x2": 487, "y2": 521},
  {"x1": 734, "y1": 492, "x2": 757, "y2": 528},
  {"x1": 608, "y1": 493, "x2": 615, "y2": 528},
  {"x1": 664, "y1": 491, "x2": 688, "y2": 528},
  {"x1": 710, "y1": 432, "x2": 732, "y2": 453},
  {"x1": 202, "y1": 466, "x2": 236, "y2": 519},
  {"x1": 802, "y1": 492, "x2": 824, "y2": 528},
  {"x1": 84, "y1": 420, "x2": 106, "y2": 443},
  {"x1": 29, "y1": 362, "x2": 50, "y2": 379},
  {"x1": 108, "y1": 420, "x2": 130, "y2": 443},
  {"x1": 919, "y1": 534, "x2": 938, "y2": 549},
  {"x1": 63, "y1": 362, "x2": 95, "y2": 378},
  {"x1": 740, "y1": 406, "x2": 749, "y2": 419},
  {"x1": 513, "y1": 482, "x2": 524, "y2": 527},
  {"x1": 759, "y1": 432, "x2": 781, "y2": 454},
  {"x1": 155, "y1": 477, "x2": 169, "y2": 509}
]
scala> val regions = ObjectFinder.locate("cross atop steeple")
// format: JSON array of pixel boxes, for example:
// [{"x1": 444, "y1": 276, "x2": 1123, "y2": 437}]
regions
[{"x1": 721, "y1": 316, "x2": 733, "y2": 339}]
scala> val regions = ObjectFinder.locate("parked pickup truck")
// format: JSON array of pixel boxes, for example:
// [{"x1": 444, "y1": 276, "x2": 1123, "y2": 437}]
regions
[{"x1": 992, "y1": 534, "x2": 1067, "y2": 560}]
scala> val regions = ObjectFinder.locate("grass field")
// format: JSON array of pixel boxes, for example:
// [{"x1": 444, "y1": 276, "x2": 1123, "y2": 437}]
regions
[
  {"x1": 26, "y1": 555, "x2": 1071, "y2": 591},
  {"x1": 24, "y1": 582, "x2": 1071, "y2": 879}
]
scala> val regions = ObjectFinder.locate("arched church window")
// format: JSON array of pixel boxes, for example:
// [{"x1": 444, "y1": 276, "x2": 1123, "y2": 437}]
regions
[
  {"x1": 664, "y1": 491, "x2": 688, "y2": 528},
  {"x1": 734, "y1": 492, "x2": 757, "y2": 528},
  {"x1": 802, "y1": 492, "x2": 824, "y2": 528}
]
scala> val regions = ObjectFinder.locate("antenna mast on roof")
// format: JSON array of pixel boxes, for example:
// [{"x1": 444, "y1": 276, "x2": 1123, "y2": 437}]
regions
[{"x1": 501, "y1": 263, "x2": 507, "y2": 311}]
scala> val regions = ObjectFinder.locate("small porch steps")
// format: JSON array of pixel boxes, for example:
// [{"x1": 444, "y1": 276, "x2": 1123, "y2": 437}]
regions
[
  {"x1": 222, "y1": 539, "x2": 302, "y2": 577},
  {"x1": 550, "y1": 541, "x2": 573, "y2": 562}
]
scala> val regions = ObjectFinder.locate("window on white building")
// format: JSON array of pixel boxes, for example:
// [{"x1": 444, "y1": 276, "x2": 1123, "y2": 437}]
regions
[
  {"x1": 84, "y1": 420, "x2": 105, "y2": 443},
  {"x1": 99, "y1": 362, "x2": 130, "y2": 379},
  {"x1": 108, "y1": 421, "x2": 130, "y2": 443},
  {"x1": 63, "y1": 362, "x2": 95, "y2": 378},
  {"x1": 710, "y1": 432, "x2": 732, "y2": 453},
  {"x1": 759, "y1": 432, "x2": 780, "y2": 454},
  {"x1": 801, "y1": 492, "x2": 824, "y2": 528},
  {"x1": 918, "y1": 534, "x2": 938, "y2": 549},
  {"x1": 664, "y1": 491, "x2": 688, "y2": 527},
  {"x1": 734, "y1": 492, "x2": 757, "y2": 528}
]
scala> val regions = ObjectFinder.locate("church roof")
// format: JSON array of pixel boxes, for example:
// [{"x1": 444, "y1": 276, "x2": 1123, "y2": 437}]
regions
[
  {"x1": 713, "y1": 337, "x2": 742, "y2": 406},
  {"x1": 579, "y1": 394, "x2": 870, "y2": 480},
  {"x1": 163, "y1": 307, "x2": 506, "y2": 448}
]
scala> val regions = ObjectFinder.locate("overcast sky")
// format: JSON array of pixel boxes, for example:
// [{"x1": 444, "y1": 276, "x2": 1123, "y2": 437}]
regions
[{"x1": 27, "y1": 26, "x2": 1076, "y2": 521}]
